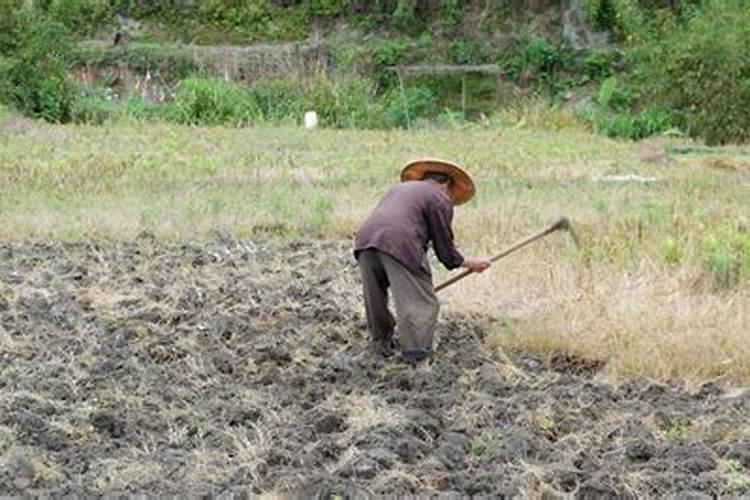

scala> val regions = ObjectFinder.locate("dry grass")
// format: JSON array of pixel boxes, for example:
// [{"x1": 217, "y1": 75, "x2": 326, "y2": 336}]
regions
[
  {"x1": 1, "y1": 117, "x2": 749, "y2": 383},
  {"x1": 343, "y1": 393, "x2": 405, "y2": 433},
  {"x1": 467, "y1": 254, "x2": 750, "y2": 383}
]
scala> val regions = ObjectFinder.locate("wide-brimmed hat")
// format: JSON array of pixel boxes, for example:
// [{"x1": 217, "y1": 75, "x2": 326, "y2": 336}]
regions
[{"x1": 401, "y1": 158, "x2": 475, "y2": 205}]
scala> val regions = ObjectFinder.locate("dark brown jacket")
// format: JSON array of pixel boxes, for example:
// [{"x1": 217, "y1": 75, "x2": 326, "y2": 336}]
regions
[{"x1": 354, "y1": 181, "x2": 464, "y2": 277}]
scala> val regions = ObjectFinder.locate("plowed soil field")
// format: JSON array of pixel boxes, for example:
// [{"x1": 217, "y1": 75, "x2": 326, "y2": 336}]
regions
[{"x1": 1, "y1": 239, "x2": 748, "y2": 498}]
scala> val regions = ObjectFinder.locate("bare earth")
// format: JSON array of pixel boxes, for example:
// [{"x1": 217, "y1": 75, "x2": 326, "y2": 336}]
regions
[{"x1": 0, "y1": 238, "x2": 748, "y2": 497}]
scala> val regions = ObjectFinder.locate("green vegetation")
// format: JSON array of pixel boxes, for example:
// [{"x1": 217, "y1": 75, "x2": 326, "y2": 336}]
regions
[
  {"x1": 172, "y1": 77, "x2": 256, "y2": 126},
  {"x1": 719, "y1": 459, "x2": 750, "y2": 492},
  {"x1": 0, "y1": 0, "x2": 736, "y2": 142},
  {"x1": 470, "y1": 430, "x2": 505, "y2": 460},
  {"x1": 72, "y1": 75, "x2": 391, "y2": 128},
  {"x1": 0, "y1": 11, "x2": 77, "y2": 122},
  {"x1": 581, "y1": 76, "x2": 676, "y2": 139},
  {"x1": 3, "y1": 0, "x2": 750, "y2": 142},
  {"x1": 628, "y1": 0, "x2": 750, "y2": 144}
]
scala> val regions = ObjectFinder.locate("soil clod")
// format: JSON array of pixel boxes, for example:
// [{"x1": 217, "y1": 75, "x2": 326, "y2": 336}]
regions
[{"x1": 0, "y1": 240, "x2": 747, "y2": 497}]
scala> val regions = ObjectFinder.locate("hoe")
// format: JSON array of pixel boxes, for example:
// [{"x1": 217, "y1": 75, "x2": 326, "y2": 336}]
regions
[{"x1": 435, "y1": 217, "x2": 580, "y2": 293}]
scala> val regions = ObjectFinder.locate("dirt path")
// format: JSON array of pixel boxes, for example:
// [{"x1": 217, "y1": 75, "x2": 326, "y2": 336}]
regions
[{"x1": 0, "y1": 239, "x2": 748, "y2": 497}]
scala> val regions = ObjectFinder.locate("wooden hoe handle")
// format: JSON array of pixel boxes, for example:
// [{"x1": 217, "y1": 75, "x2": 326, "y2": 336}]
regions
[{"x1": 434, "y1": 217, "x2": 578, "y2": 293}]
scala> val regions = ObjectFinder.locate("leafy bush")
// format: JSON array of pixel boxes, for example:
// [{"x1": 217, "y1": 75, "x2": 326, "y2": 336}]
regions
[
  {"x1": 0, "y1": 56, "x2": 11, "y2": 100},
  {"x1": 592, "y1": 0, "x2": 618, "y2": 31},
  {"x1": 596, "y1": 76, "x2": 631, "y2": 110},
  {"x1": 71, "y1": 75, "x2": 389, "y2": 129},
  {"x1": 73, "y1": 94, "x2": 169, "y2": 124},
  {"x1": 392, "y1": 0, "x2": 420, "y2": 29},
  {"x1": 630, "y1": 0, "x2": 750, "y2": 144},
  {"x1": 0, "y1": 1, "x2": 27, "y2": 55},
  {"x1": 504, "y1": 36, "x2": 578, "y2": 97},
  {"x1": 580, "y1": 76, "x2": 676, "y2": 139},
  {"x1": 584, "y1": 50, "x2": 621, "y2": 80},
  {"x1": 702, "y1": 235, "x2": 741, "y2": 288},
  {"x1": 172, "y1": 77, "x2": 257, "y2": 126},
  {"x1": 584, "y1": 106, "x2": 674, "y2": 139},
  {"x1": 191, "y1": 0, "x2": 278, "y2": 42},
  {"x1": 307, "y1": 0, "x2": 346, "y2": 17},
  {"x1": 305, "y1": 75, "x2": 382, "y2": 129},
  {"x1": 448, "y1": 39, "x2": 482, "y2": 64},
  {"x1": 506, "y1": 37, "x2": 553, "y2": 78},
  {"x1": 247, "y1": 79, "x2": 307, "y2": 123},
  {"x1": 371, "y1": 39, "x2": 410, "y2": 89},
  {"x1": 45, "y1": 0, "x2": 113, "y2": 36},
  {"x1": 439, "y1": 0, "x2": 463, "y2": 29},
  {"x1": 1, "y1": 14, "x2": 78, "y2": 123},
  {"x1": 382, "y1": 86, "x2": 435, "y2": 128}
]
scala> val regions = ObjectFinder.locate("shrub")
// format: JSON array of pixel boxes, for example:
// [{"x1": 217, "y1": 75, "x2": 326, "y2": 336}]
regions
[
  {"x1": 700, "y1": 231, "x2": 750, "y2": 288},
  {"x1": 371, "y1": 39, "x2": 410, "y2": 89},
  {"x1": 382, "y1": 86, "x2": 435, "y2": 128},
  {"x1": 0, "y1": 56, "x2": 11, "y2": 99},
  {"x1": 45, "y1": 0, "x2": 113, "y2": 37},
  {"x1": 505, "y1": 37, "x2": 576, "y2": 81},
  {"x1": 631, "y1": 0, "x2": 750, "y2": 144},
  {"x1": 596, "y1": 76, "x2": 630, "y2": 110},
  {"x1": 585, "y1": 107, "x2": 675, "y2": 140},
  {"x1": 0, "y1": 0, "x2": 26, "y2": 55},
  {"x1": 448, "y1": 39, "x2": 484, "y2": 64},
  {"x1": 439, "y1": 0, "x2": 463, "y2": 29},
  {"x1": 173, "y1": 77, "x2": 257, "y2": 126},
  {"x1": 74, "y1": 94, "x2": 168, "y2": 124},
  {"x1": 2, "y1": 15, "x2": 78, "y2": 123},
  {"x1": 702, "y1": 236, "x2": 739, "y2": 288},
  {"x1": 393, "y1": 0, "x2": 419, "y2": 28},
  {"x1": 593, "y1": 0, "x2": 618, "y2": 31},
  {"x1": 304, "y1": 75, "x2": 383, "y2": 129},
  {"x1": 247, "y1": 79, "x2": 307, "y2": 123},
  {"x1": 503, "y1": 36, "x2": 578, "y2": 98},
  {"x1": 580, "y1": 76, "x2": 676, "y2": 139},
  {"x1": 307, "y1": 0, "x2": 346, "y2": 17},
  {"x1": 584, "y1": 50, "x2": 621, "y2": 80}
]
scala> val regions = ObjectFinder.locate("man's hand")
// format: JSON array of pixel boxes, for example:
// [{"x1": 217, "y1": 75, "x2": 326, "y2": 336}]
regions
[{"x1": 462, "y1": 258, "x2": 491, "y2": 273}]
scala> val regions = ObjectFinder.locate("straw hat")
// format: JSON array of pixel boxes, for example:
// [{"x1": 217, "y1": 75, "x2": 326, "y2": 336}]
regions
[{"x1": 401, "y1": 158, "x2": 475, "y2": 205}]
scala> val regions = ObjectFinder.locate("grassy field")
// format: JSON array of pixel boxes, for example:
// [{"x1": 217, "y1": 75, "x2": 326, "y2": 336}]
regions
[{"x1": 1, "y1": 113, "x2": 749, "y2": 384}]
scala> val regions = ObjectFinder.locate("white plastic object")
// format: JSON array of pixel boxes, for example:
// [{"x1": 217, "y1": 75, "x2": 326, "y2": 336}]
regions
[{"x1": 304, "y1": 111, "x2": 318, "y2": 129}]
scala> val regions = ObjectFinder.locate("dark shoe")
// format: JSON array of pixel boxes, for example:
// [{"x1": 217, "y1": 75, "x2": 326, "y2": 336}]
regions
[
  {"x1": 402, "y1": 349, "x2": 431, "y2": 363},
  {"x1": 373, "y1": 338, "x2": 397, "y2": 358}
]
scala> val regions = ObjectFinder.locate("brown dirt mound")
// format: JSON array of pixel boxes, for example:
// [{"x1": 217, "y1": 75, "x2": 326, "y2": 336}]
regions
[{"x1": 0, "y1": 239, "x2": 748, "y2": 497}]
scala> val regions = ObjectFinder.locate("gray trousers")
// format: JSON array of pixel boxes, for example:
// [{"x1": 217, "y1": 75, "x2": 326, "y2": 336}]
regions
[{"x1": 356, "y1": 249, "x2": 439, "y2": 361}]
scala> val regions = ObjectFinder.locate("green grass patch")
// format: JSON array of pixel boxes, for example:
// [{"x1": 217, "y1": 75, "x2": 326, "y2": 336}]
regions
[
  {"x1": 1, "y1": 120, "x2": 745, "y2": 277},
  {"x1": 470, "y1": 430, "x2": 505, "y2": 461},
  {"x1": 719, "y1": 459, "x2": 750, "y2": 492}
]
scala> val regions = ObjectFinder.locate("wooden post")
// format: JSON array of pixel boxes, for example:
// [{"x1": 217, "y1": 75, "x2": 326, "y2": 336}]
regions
[
  {"x1": 461, "y1": 75, "x2": 466, "y2": 118},
  {"x1": 397, "y1": 68, "x2": 411, "y2": 130}
]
